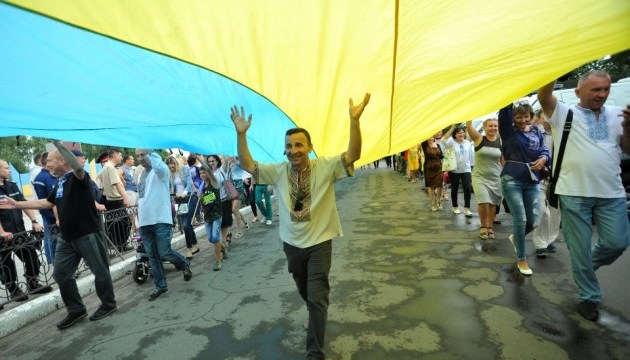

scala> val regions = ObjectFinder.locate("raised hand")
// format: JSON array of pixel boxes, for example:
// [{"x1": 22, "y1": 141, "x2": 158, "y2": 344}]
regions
[
  {"x1": 231, "y1": 105, "x2": 252, "y2": 135},
  {"x1": 349, "y1": 93, "x2": 371, "y2": 121}
]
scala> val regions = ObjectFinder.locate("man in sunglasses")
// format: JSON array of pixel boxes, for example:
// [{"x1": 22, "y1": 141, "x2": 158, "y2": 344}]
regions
[
  {"x1": 538, "y1": 70, "x2": 630, "y2": 321},
  {"x1": 231, "y1": 93, "x2": 370, "y2": 360}
]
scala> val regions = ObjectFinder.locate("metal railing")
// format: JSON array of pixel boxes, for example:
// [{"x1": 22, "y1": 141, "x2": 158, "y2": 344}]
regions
[{"x1": 1, "y1": 205, "x2": 139, "y2": 309}]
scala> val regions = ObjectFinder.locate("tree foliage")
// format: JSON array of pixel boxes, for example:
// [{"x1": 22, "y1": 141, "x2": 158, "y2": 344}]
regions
[
  {"x1": 562, "y1": 49, "x2": 630, "y2": 88},
  {"x1": 0, "y1": 136, "x2": 173, "y2": 173},
  {"x1": 0, "y1": 136, "x2": 48, "y2": 173}
]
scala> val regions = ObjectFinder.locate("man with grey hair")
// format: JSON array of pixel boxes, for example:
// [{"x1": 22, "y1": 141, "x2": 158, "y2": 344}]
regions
[{"x1": 538, "y1": 70, "x2": 630, "y2": 321}]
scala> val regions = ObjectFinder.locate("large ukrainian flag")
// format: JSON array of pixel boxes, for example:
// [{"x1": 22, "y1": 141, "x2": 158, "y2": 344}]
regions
[{"x1": 1, "y1": 1, "x2": 629, "y2": 163}]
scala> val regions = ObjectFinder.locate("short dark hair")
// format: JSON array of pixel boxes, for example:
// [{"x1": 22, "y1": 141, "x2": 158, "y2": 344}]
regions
[
  {"x1": 285, "y1": 128, "x2": 312, "y2": 145},
  {"x1": 207, "y1": 155, "x2": 221, "y2": 168},
  {"x1": 452, "y1": 127, "x2": 466, "y2": 139},
  {"x1": 33, "y1": 153, "x2": 42, "y2": 163},
  {"x1": 40, "y1": 152, "x2": 48, "y2": 165},
  {"x1": 123, "y1": 154, "x2": 134, "y2": 162},
  {"x1": 513, "y1": 103, "x2": 533, "y2": 117},
  {"x1": 108, "y1": 148, "x2": 121, "y2": 157},
  {"x1": 187, "y1": 154, "x2": 197, "y2": 167}
]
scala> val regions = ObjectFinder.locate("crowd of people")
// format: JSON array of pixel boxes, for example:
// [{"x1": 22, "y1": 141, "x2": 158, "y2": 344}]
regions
[
  {"x1": 0, "y1": 70, "x2": 629, "y2": 359},
  {"x1": 383, "y1": 70, "x2": 630, "y2": 323}
]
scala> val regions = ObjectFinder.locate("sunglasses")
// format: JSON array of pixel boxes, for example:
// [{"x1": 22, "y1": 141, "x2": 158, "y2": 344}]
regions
[{"x1": 294, "y1": 189, "x2": 305, "y2": 211}]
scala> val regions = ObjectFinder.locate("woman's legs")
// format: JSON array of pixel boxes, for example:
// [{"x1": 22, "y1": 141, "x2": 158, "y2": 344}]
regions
[
  {"x1": 231, "y1": 199, "x2": 244, "y2": 236},
  {"x1": 428, "y1": 187, "x2": 437, "y2": 211},
  {"x1": 501, "y1": 176, "x2": 535, "y2": 274},
  {"x1": 449, "y1": 172, "x2": 460, "y2": 208}
]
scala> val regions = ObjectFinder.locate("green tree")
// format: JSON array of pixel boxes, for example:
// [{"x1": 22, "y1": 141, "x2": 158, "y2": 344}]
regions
[
  {"x1": 561, "y1": 49, "x2": 630, "y2": 88},
  {"x1": 0, "y1": 136, "x2": 48, "y2": 173}
]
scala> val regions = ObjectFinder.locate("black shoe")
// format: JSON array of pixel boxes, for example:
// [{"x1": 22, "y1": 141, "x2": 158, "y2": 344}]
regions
[
  {"x1": 149, "y1": 288, "x2": 168, "y2": 301},
  {"x1": 182, "y1": 266, "x2": 192, "y2": 281},
  {"x1": 28, "y1": 280, "x2": 53, "y2": 294},
  {"x1": 10, "y1": 288, "x2": 29, "y2": 302},
  {"x1": 577, "y1": 300, "x2": 599, "y2": 321},
  {"x1": 57, "y1": 311, "x2": 87, "y2": 329},
  {"x1": 546, "y1": 243, "x2": 557, "y2": 253},
  {"x1": 535, "y1": 248, "x2": 548, "y2": 258},
  {"x1": 89, "y1": 305, "x2": 117, "y2": 321}
]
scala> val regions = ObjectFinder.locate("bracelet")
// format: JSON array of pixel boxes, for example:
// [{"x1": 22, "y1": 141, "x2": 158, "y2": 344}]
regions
[{"x1": 31, "y1": 220, "x2": 38, "y2": 223}]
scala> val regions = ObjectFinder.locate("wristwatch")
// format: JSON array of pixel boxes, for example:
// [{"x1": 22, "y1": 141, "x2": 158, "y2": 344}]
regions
[{"x1": 31, "y1": 220, "x2": 38, "y2": 224}]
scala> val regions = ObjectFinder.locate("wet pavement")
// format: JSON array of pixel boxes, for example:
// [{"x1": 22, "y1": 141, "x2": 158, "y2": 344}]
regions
[{"x1": 1, "y1": 168, "x2": 629, "y2": 360}]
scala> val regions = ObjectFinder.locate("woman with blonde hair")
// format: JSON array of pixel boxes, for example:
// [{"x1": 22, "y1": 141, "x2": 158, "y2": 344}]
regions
[
  {"x1": 467, "y1": 118, "x2": 503, "y2": 240},
  {"x1": 166, "y1": 155, "x2": 199, "y2": 259}
]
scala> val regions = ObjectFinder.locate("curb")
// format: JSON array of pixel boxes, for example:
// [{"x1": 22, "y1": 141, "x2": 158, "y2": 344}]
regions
[
  {"x1": 0, "y1": 226, "x2": 203, "y2": 339},
  {"x1": 0, "y1": 202, "x2": 259, "y2": 339}
]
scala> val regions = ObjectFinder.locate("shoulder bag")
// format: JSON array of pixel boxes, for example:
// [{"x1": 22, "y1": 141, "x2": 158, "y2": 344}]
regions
[{"x1": 547, "y1": 110, "x2": 573, "y2": 208}]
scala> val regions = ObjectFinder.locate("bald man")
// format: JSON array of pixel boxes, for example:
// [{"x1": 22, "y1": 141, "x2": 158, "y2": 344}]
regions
[{"x1": 0, "y1": 141, "x2": 116, "y2": 329}]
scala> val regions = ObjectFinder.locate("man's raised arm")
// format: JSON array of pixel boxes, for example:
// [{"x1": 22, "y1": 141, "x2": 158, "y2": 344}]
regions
[
  {"x1": 52, "y1": 140, "x2": 85, "y2": 180},
  {"x1": 230, "y1": 106, "x2": 256, "y2": 174},
  {"x1": 537, "y1": 80, "x2": 558, "y2": 119},
  {"x1": 344, "y1": 93, "x2": 371, "y2": 165}
]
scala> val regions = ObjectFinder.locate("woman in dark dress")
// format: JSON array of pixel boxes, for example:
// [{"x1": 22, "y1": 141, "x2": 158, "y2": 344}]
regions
[{"x1": 422, "y1": 136, "x2": 444, "y2": 211}]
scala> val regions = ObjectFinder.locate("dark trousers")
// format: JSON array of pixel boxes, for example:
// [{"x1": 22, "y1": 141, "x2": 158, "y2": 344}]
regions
[
  {"x1": 283, "y1": 240, "x2": 332, "y2": 360},
  {"x1": 53, "y1": 232, "x2": 116, "y2": 314},
  {"x1": 449, "y1": 172, "x2": 472, "y2": 208},
  {"x1": 178, "y1": 194, "x2": 199, "y2": 248},
  {"x1": 0, "y1": 244, "x2": 40, "y2": 291}
]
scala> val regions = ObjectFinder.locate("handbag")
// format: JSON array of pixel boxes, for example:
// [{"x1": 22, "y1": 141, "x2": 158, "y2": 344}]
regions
[
  {"x1": 223, "y1": 169, "x2": 239, "y2": 201},
  {"x1": 441, "y1": 147, "x2": 457, "y2": 172},
  {"x1": 547, "y1": 110, "x2": 573, "y2": 209},
  {"x1": 175, "y1": 195, "x2": 191, "y2": 215}
]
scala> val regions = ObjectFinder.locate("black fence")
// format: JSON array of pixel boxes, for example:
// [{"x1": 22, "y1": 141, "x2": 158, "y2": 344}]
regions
[{"x1": 0, "y1": 205, "x2": 138, "y2": 309}]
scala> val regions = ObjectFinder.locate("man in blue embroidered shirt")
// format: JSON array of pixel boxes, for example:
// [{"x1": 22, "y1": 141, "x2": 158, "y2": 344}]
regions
[
  {"x1": 231, "y1": 93, "x2": 370, "y2": 360},
  {"x1": 538, "y1": 70, "x2": 630, "y2": 321}
]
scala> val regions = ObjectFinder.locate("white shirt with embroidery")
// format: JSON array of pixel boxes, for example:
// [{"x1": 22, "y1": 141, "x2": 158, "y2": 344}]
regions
[{"x1": 549, "y1": 102, "x2": 624, "y2": 198}]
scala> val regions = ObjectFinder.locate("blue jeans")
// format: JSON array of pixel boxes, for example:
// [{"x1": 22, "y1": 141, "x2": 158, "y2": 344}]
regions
[
  {"x1": 180, "y1": 194, "x2": 198, "y2": 248},
  {"x1": 255, "y1": 185, "x2": 272, "y2": 220},
  {"x1": 283, "y1": 240, "x2": 332, "y2": 360},
  {"x1": 559, "y1": 195, "x2": 629, "y2": 303},
  {"x1": 204, "y1": 218, "x2": 222, "y2": 244},
  {"x1": 42, "y1": 219, "x2": 57, "y2": 265},
  {"x1": 53, "y1": 232, "x2": 116, "y2": 314},
  {"x1": 140, "y1": 223, "x2": 189, "y2": 290},
  {"x1": 501, "y1": 175, "x2": 541, "y2": 259}
]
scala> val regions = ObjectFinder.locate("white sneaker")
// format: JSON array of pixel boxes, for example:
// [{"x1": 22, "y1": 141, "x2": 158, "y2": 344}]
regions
[
  {"x1": 437, "y1": 204, "x2": 443, "y2": 211},
  {"x1": 452, "y1": 208, "x2": 461, "y2": 214},
  {"x1": 266, "y1": 220, "x2": 272, "y2": 225},
  {"x1": 431, "y1": 204, "x2": 438, "y2": 212},
  {"x1": 464, "y1": 208, "x2": 473, "y2": 217}
]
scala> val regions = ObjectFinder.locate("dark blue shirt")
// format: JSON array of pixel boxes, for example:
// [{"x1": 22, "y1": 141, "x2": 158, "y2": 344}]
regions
[
  {"x1": 499, "y1": 105, "x2": 550, "y2": 183},
  {"x1": 33, "y1": 168, "x2": 57, "y2": 224}
]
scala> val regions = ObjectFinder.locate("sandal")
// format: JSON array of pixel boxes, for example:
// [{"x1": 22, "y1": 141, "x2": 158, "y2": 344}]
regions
[
  {"x1": 479, "y1": 227, "x2": 488, "y2": 240},
  {"x1": 487, "y1": 228, "x2": 495, "y2": 239}
]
